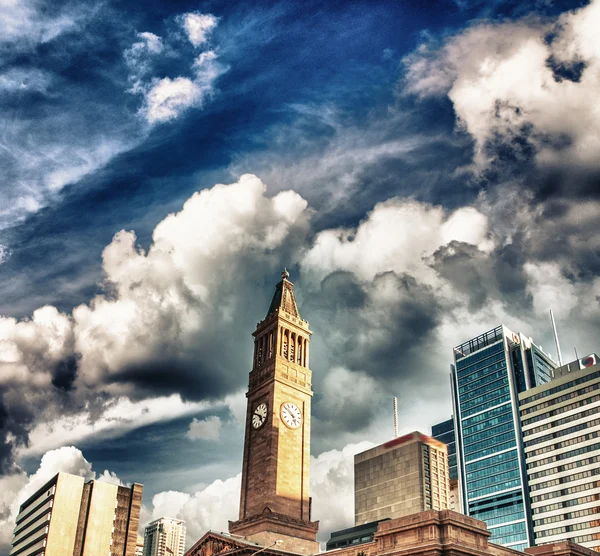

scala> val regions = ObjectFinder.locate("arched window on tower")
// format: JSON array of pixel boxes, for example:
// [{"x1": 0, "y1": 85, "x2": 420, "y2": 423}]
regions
[
  {"x1": 290, "y1": 333, "x2": 295, "y2": 361},
  {"x1": 283, "y1": 330, "x2": 288, "y2": 359}
]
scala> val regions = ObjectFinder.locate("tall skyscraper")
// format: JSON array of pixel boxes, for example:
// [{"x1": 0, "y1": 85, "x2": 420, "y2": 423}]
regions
[
  {"x1": 354, "y1": 431, "x2": 450, "y2": 525},
  {"x1": 10, "y1": 471, "x2": 143, "y2": 556},
  {"x1": 519, "y1": 355, "x2": 600, "y2": 552},
  {"x1": 143, "y1": 517, "x2": 186, "y2": 556},
  {"x1": 228, "y1": 270, "x2": 319, "y2": 555},
  {"x1": 451, "y1": 325, "x2": 556, "y2": 551},
  {"x1": 432, "y1": 418, "x2": 460, "y2": 511}
]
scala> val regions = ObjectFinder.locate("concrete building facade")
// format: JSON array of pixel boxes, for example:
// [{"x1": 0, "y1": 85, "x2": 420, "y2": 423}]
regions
[
  {"x1": 10, "y1": 471, "x2": 143, "y2": 556},
  {"x1": 354, "y1": 432, "x2": 450, "y2": 525},
  {"x1": 519, "y1": 357, "x2": 600, "y2": 551},
  {"x1": 451, "y1": 325, "x2": 556, "y2": 551},
  {"x1": 143, "y1": 517, "x2": 186, "y2": 556}
]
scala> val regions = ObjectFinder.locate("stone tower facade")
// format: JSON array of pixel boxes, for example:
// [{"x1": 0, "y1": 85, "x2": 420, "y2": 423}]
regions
[{"x1": 229, "y1": 270, "x2": 319, "y2": 555}]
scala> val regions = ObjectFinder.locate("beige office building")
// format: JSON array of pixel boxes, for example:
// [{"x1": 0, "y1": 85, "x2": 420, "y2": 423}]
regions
[
  {"x1": 144, "y1": 517, "x2": 186, "y2": 556},
  {"x1": 354, "y1": 431, "x2": 450, "y2": 525},
  {"x1": 10, "y1": 471, "x2": 143, "y2": 556},
  {"x1": 519, "y1": 355, "x2": 600, "y2": 551}
]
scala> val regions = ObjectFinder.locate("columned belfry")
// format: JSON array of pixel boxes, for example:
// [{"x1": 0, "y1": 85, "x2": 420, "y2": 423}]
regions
[{"x1": 229, "y1": 270, "x2": 319, "y2": 555}]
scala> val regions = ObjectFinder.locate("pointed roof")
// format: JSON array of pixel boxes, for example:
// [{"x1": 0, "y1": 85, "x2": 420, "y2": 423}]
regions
[{"x1": 266, "y1": 268, "x2": 300, "y2": 319}]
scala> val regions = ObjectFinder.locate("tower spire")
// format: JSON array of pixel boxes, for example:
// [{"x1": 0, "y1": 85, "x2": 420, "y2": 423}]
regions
[{"x1": 266, "y1": 268, "x2": 300, "y2": 319}]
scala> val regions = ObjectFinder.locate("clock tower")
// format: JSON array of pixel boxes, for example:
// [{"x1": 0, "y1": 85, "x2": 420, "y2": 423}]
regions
[{"x1": 229, "y1": 270, "x2": 319, "y2": 555}]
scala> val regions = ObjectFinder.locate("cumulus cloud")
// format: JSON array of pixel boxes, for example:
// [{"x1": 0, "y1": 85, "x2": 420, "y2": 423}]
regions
[
  {"x1": 187, "y1": 416, "x2": 222, "y2": 441},
  {"x1": 178, "y1": 13, "x2": 218, "y2": 47},
  {"x1": 145, "y1": 441, "x2": 374, "y2": 548},
  {"x1": 404, "y1": 0, "x2": 600, "y2": 170},
  {"x1": 125, "y1": 12, "x2": 225, "y2": 125},
  {"x1": 0, "y1": 174, "x2": 312, "y2": 473},
  {"x1": 0, "y1": 447, "x2": 122, "y2": 554}
]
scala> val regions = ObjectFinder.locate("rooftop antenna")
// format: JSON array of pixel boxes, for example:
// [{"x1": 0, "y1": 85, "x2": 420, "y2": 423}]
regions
[
  {"x1": 393, "y1": 397, "x2": 398, "y2": 438},
  {"x1": 574, "y1": 347, "x2": 579, "y2": 361},
  {"x1": 550, "y1": 309, "x2": 563, "y2": 366}
]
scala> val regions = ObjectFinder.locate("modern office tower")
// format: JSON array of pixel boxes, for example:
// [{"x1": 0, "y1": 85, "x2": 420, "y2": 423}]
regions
[
  {"x1": 354, "y1": 431, "x2": 450, "y2": 525},
  {"x1": 143, "y1": 517, "x2": 186, "y2": 556},
  {"x1": 519, "y1": 355, "x2": 600, "y2": 552},
  {"x1": 10, "y1": 471, "x2": 143, "y2": 556},
  {"x1": 451, "y1": 325, "x2": 556, "y2": 551},
  {"x1": 432, "y1": 418, "x2": 460, "y2": 511}
]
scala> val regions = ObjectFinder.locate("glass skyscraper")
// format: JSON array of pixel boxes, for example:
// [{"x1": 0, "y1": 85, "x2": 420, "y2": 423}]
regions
[{"x1": 451, "y1": 325, "x2": 556, "y2": 551}]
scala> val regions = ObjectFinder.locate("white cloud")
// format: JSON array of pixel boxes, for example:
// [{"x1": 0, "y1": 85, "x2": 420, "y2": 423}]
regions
[
  {"x1": 0, "y1": 0, "x2": 82, "y2": 45},
  {"x1": 18, "y1": 395, "x2": 215, "y2": 458},
  {"x1": 403, "y1": 0, "x2": 600, "y2": 169},
  {"x1": 187, "y1": 416, "x2": 222, "y2": 441},
  {"x1": 143, "y1": 76, "x2": 203, "y2": 123},
  {"x1": 145, "y1": 442, "x2": 374, "y2": 548},
  {"x1": 178, "y1": 13, "x2": 218, "y2": 47},
  {"x1": 301, "y1": 197, "x2": 491, "y2": 286},
  {"x1": 0, "y1": 447, "x2": 122, "y2": 554}
]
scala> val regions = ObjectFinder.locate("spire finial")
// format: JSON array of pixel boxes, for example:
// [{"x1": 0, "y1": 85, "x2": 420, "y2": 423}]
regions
[{"x1": 282, "y1": 268, "x2": 289, "y2": 280}]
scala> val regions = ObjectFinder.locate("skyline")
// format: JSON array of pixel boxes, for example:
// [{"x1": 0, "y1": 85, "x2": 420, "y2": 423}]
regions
[{"x1": 1, "y1": 0, "x2": 599, "y2": 553}]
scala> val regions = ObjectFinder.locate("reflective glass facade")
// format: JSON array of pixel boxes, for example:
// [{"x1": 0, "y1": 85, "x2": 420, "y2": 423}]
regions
[
  {"x1": 432, "y1": 418, "x2": 457, "y2": 481},
  {"x1": 451, "y1": 325, "x2": 556, "y2": 552}
]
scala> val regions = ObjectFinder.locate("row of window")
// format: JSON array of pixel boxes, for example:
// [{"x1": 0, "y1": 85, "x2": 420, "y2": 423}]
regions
[
  {"x1": 572, "y1": 533, "x2": 600, "y2": 544},
  {"x1": 463, "y1": 407, "x2": 513, "y2": 437},
  {"x1": 469, "y1": 478, "x2": 521, "y2": 500},
  {"x1": 521, "y1": 383, "x2": 600, "y2": 415},
  {"x1": 532, "y1": 479, "x2": 600, "y2": 503},
  {"x1": 464, "y1": 422, "x2": 516, "y2": 452},
  {"x1": 459, "y1": 364, "x2": 506, "y2": 396},
  {"x1": 525, "y1": 418, "x2": 600, "y2": 449},
  {"x1": 524, "y1": 405, "x2": 600, "y2": 438},
  {"x1": 463, "y1": 402, "x2": 512, "y2": 429},
  {"x1": 458, "y1": 353, "x2": 505, "y2": 383},
  {"x1": 536, "y1": 519, "x2": 600, "y2": 538},
  {"x1": 467, "y1": 456, "x2": 519, "y2": 482},
  {"x1": 529, "y1": 454, "x2": 600, "y2": 481},
  {"x1": 455, "y1": 338, "x2": 503, "y2": 370},
  {"x1": 533, "y1": 492, "x2": 600, "y2": 515},
  {"x1": 522, "y1": 393, "x2": 600, "y2": 426},
  {"x1": 527, "y1": 430, "x2": 600, "y2": 457},
  {"x1": 534, "y1": 506, "x2": 600, "y2": 527},
  {"x1": 530, "y1": 466, "x2": 600, "y2": 492},
  {"x1": 462, "y1": 381, "x2": 510, "y2": 416},
  {"x1": 521, "y1": 370, "x2": 600, "y2": 405},
  {"x1": 528, "y1": 440, "x2": 600, "y2": 469},
  {"x1": 467, "y1": 439, "x2": 516, "y2": 462},
  {"x1": 468, "y1": 467, "x2": 521, "y2": 493},
  {"x1": 466, "y1": 448, "x2": 518, "y2": 474}
]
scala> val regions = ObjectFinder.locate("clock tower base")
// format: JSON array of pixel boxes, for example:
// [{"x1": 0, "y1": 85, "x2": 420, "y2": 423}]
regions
[{"x1": 229, "y1": 509, "x2": 319, "y2": 555}]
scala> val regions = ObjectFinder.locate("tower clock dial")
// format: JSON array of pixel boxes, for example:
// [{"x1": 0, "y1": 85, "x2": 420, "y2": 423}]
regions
[
  {"x1": 280, "y1": 402, "x2": 302, "y2": 429},
  {"x1": 252, "y1": 402, "x2": 268, "y2": 429}
]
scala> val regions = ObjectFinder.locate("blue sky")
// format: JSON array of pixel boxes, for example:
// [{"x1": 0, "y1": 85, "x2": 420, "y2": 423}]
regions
[{"x1": 0, "y1": 0, "x2": 599, "y2": 552}]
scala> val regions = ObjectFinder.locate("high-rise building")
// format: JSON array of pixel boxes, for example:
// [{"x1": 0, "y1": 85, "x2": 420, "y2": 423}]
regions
[
  {"x1": 432, "y1": 418, "x2": 460, "y2": 511},
  {"x1": 143, "y1": 517, "x2": 186, "y2": 556},
  {"x1": 451, "y1": 325, "x2": 556, "y2": 551},
  {"x1": 10, "y1": 471, "x2": 143, "y2": 556},
  {"x1": 519, "y1": 355, "x2": 600, "y2": 552},
  {"x1": 228, "y1": 270, "x2": 319, "y2": 555},
  {"x1": 354, "y1": 431, "x2": 450, "y2": 525},
  {"x1": 136, "y1": 535, "x2": 144, "y2": 556}
]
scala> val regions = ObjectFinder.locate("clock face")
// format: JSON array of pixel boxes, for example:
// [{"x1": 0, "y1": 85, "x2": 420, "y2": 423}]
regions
[
  {"x1": 280, "y1": 402, "x2": 302, "y2": 429},
  {"x1": 252, "y1": 402, "x2": 268, "y2": 429}
]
